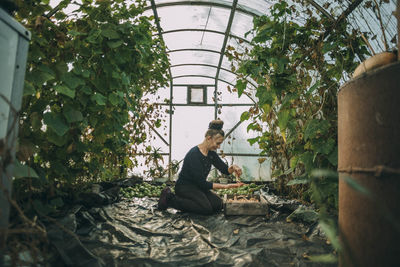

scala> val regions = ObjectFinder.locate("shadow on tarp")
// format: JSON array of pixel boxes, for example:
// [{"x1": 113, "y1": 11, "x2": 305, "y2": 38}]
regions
[{"x1": 40, "y1": 183, "x2": 335, "y2": 267}]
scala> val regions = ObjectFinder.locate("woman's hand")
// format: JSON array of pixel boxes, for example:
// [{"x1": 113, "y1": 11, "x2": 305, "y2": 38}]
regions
[
  {"x1": 229, "y1": 182, "x2": 245, "y2": 188},
  {"x1": 228, "y1": 164, "x2": 242, "y2": 178}
]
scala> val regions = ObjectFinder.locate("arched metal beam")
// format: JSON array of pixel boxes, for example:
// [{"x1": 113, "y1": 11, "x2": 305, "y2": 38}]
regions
[
  {"x1": 161, "y1": 29, "x2": 251, "y2": 45},
  {"x1": 143, "y1": 0, "x2": 263, "y2": 17},
  {"x1": 171, "y1": 63, "x2": 257, "y2": 88},
  {"x1": 214, "y1": 0, "x2": 238, "y2": 118},
  {"x1": 166, "y1": 48, "x2": 221, "y2": 55}
]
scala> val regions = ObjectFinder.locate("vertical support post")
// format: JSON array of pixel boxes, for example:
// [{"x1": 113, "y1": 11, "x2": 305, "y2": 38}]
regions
[
  {"x1": 168, "y1": 82, "x2": 173, "y2": 181},
  {"x1": 149, "y1": 0, "x2": 173, "y2": 181}
]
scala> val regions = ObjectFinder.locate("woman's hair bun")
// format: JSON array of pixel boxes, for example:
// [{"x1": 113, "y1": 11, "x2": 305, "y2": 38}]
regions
[{"x1": 208, "y1": 120, "x2": 224, "y2": 130}]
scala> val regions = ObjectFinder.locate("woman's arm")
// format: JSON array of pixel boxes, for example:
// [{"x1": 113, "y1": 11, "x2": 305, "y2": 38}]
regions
[{"x1": 212, "y1": 182, "x2": 244, "y2": 189}]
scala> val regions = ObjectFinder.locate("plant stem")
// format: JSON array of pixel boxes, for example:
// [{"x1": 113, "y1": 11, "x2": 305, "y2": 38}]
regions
[{"x1": 373, "y1": 0, "x2": 388, "y2": 51}]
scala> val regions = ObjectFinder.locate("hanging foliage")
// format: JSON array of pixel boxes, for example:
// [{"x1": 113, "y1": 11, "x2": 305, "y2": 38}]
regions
[
  {"x1": 228, "y1": 1, "x2": 369, "y2": 212},
  {"x1": 15, "y1": 0, "x2": 170, "y2": 184}
]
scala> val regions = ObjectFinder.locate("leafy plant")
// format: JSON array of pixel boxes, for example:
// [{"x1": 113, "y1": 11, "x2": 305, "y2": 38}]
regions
[
  {"x1": 227, "y1": 1, "x2": 369, "y2": 212},
  {"x1": 15, "y1": 0, "x2": 170, "y2": 187}
]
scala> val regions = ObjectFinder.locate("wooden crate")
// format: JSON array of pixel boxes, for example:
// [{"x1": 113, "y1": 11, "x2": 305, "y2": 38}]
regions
[{"x1": 223, "y1": 194, "x2": 268, "y2": 216}]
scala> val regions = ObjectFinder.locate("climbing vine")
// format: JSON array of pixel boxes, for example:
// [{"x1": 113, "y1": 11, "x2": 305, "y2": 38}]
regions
[
  {"x1": 228, "y1": 1, "x2": 369, "y2": 212},
  {"x1": 15, "y1": 0, "x2": 170, "y2": 186}
]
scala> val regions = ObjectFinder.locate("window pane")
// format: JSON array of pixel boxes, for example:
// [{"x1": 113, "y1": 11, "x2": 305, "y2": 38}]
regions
[{"x1": 190, "y1": 87, "x2": 205, "y2": 103}]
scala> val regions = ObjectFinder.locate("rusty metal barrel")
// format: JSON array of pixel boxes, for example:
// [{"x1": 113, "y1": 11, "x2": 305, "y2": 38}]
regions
[{"x1": 338, "y1": 61, "x2": 400, "y2": 267}]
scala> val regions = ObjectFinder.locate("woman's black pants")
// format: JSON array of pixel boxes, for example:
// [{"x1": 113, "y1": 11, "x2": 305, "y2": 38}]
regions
[{"x1": 169, "y1": 184, "x2": 223, "y2": 215}]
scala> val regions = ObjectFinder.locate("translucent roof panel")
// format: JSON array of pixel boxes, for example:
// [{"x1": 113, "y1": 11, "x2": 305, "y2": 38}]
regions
[
  {"x1": 309, "y1": 0, "x2": 396, "y2": 55},
  {"x1": 173, "y1": 76, "x2": 215, "y2": 84},
  {"x1": 171, "y1": 65, "x2": 217, "y2": 80},
  {"x1": 169, "y1": 50, "x2": 220, "y2": 65},
  {"x1": 226, "y1": 36, "x2": 252, "y2": 54},
  {"x1": 157, "y1": 5, "x2": 231, "y2": 32},
  {"x1": 229, "y1": 11, "x2": 255, "y2": 40},
  {"x1": 218, "y1": 69, "x2": 236, "y2": 86},
  {"x1": 238, "y1": 0, "x2": 272, "y2": 16},
  {"x1": 163, "y1": 31, "x2": 224, "y2": 51}
]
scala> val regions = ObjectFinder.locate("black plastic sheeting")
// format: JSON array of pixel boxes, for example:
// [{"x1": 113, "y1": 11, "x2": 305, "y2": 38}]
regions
[{"x1": 40, "y1": 185, "x2": 335, "y2": 267}]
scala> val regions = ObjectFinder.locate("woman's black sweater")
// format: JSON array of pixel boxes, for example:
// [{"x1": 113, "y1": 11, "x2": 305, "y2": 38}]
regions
[{"x1": 176, "y1": 146, "x2": 230, "y2": 191}]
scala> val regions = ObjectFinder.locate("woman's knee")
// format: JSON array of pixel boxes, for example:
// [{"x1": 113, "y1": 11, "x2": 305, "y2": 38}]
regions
[{"x1": 198, "y1": 205, "x2": 214, "y2": 215}]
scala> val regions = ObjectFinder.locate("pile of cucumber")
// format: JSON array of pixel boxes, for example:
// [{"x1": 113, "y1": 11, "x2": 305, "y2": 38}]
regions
[
  {"x1": 215, "y1": 183, "x2": 264, "y2": 197},
  {"x1": 119, "y1": 183, "x2": 168, "y2": 198}
]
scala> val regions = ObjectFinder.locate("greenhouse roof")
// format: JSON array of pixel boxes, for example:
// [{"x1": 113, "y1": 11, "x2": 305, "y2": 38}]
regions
[
  {"x1": 142, "y1": 0, "x2": 268, "y2": 88},
  {"x1": 141, "y1": 0, "x2": 397, "y2": 89}
]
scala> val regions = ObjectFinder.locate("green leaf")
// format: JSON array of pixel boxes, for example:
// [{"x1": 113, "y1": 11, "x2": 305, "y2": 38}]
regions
[
  {"x1": 30, "y1": 112, "x2": 42, "y2": 130},
  {"x1": 287, "y1": 177, "x2": 309, "y2": 185},
  {"x1": 61, "y1": 72, "x2": 85, "y2": 89},
  {"x1": 30, "y1": 70, "x2": 54, "y2": 85},
  {"x1": 112, "y1": 71, "x2": 120, "y2": 79},
  {"x1": 236, "y1": 79, "x2": 247, "y2": 97},
  {"x1": 300, "y1": 152, "x2": 314, "y2": 173},
  {"x1": 63, "y1": 107, "x2": 83, "y2": 123},
  {"x1": 309, "y1": 254, "x2": 337, "y2": 263},
  {"x1": 33, "y1": 200, "x2": 51, "y2": 216},
  {"x1": 276, "y1": 57, "x2": 289, "y2": 73},
  {"x1": 278, "y1": 109, "x2": 290, "y2": 130},
  {"x1": 81, "y1": 87, "x2": 92, "y2": 95},
  {"x1": 290, "y1": 156, "x2": 299, "y2": 169},
  {"x1": 319, "y1": 221, "x2": 341, "y2": 251},
  {"x1": 240, "y1": 111, "x2": 250, "y2": 121},
  {"x1": 24, "y1": 81, "x2": 35, "y2": 96},
  {"x1": 247, "y1": 137, "x2": 259, "y2": 145},
  {"x1": 47, "y1": 130, "x2": 68, "y2": 146},
  {"x1": 108, "y1": 93, "x2": 120, "y2": 106},
  {"x1": 107, "y1": 40, "x2": 123, "y2": 48},
  {"x1": 306, "y1": 80, "x2": 320, "y2": 96},
  {"x1": 327, "y1": 146, "x2": 338, "y2": 166},
  {"x1": 43, "y1": 112, "x2": 69, "y2": 136},
  {"x1": 311, "y1": 169, "x2": 337, "y2": 179},
  {"x1": 13, "y1": 161, "x2": 38, "y2": 179},
  {"x1": 121, "y1": 72, "x2": 130, "y2": 85},
  {"x1": 304, "y1": 119, "x2": 330, "y2": 140},
  {"x1": 311, "y1": 138, "x2": 335, "y2": 155},
  {"x1": 68, "y1": 30, "x2": 87, "y2": 36},
  {"x1": 91, "y1": 93, "x2": 107, "y2": 105},
  {"x1": 342, "y1": 175, "x2": 370, "y2": 196},
  {"x1": 50, "y1": 197, "x2": 64, "y2": 208},
  {"x1": 86, "y1": 29, "x2": 101, "y2": 43},
  {"x1": 101, "y1": 28, "x2": 120, "y2": 39},
  {"x1": 55, "y1": 85, "x2": 75, "y2": 98},
  {"x1": 38, "y1": 64, "x2": 55, "y2": 77}
]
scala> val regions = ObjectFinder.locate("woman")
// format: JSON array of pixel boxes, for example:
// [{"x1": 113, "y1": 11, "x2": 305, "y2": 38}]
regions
[{"x1": 157, "y1": 120, "x2": 245, "y2": 215}]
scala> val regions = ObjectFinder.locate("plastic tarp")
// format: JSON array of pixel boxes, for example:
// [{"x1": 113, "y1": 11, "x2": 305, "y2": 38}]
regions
[{"x1": 37, "y1": 181, "x2": 335, "y2": 267}]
